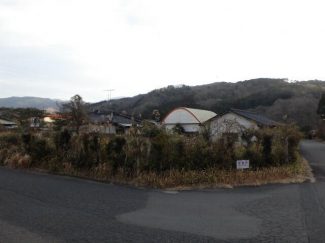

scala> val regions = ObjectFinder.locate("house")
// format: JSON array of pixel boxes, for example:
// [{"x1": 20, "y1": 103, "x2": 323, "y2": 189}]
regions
[
  {"x1": 87, "y1": 111, "x2": 143, "y2": 134},
  {"x1": 26, "y1": 115, "x2": 67, "y2": 130},
  {"x1": 207, "y1": 108, "x2": 281, "y2": 142},
  {"x1": 0, "y1": 119, "x2": 17, "y2": 129},
  {"x1": 161, "y1": 107, "x2": 217, "y2": 133},
  {"x1": 38, "y1": 114, "x2": 71, "y2": 130},
  {"x1": 43, "y1": 114, "x2": 68, "y2": 123},
  {"x1": 29, "y1": 117, "x2": 41, "y2": 128}
]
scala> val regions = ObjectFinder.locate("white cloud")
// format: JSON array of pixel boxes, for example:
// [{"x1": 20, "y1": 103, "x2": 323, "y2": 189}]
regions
[{"x1": 0, "y1": 0, "x2": 325, "y2": 102}]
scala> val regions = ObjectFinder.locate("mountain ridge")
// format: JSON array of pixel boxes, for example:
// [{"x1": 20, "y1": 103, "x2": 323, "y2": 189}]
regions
[
  {"x1": 0, "y1": 96, "x2": 60, "y2": 112},
  {"x1": 1, "y1": 78, "x2": 324, "y2": 128},
  {"x1": 89, "y1": 78, "x2": 325, "y2": 128}
]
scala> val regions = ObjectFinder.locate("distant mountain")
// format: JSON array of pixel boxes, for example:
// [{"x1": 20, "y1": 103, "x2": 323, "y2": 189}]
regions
[
  {"x1": 0, "y1": 96, "x2": 59, "y2": 112},
  {"x1": 89, "y1": 78, "x2": 325, "y2": 128}
]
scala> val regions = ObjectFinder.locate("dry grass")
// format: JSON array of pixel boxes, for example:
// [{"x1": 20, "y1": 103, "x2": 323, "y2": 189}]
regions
[
  {"x1": 127, "y1": 157, "x2": 307, "y2": 189},
  {"x1": 0, "y1": 146, "x2": 31, "y2": 169},
  {"x1": 89, "y1": 163, "x2": 113, "y2": 180},
  {"x1": 0, "y1": 145, "x2": 309, "y2": 190},
  {"x1": 17, "y1": 158, "x2": 308, "y2": 190},
  {"x1": 300, "y1": 156, "x2": 316, "y2": 183}
]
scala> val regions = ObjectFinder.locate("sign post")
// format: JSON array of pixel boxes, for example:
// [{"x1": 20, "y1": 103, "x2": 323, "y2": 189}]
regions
[{"x1": 236, "y1": 160, "x2": 249, "y2": 169}]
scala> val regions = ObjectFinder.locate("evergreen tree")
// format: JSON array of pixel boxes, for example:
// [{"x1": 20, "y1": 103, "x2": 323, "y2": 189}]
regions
[{"x1": 317, "y1": 93, "x2": 325, "y2": 117}]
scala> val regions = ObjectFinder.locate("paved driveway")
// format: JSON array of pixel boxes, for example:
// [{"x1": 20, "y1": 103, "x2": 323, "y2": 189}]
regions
[{"x1": 0, "y1": 140, "x2": 323, "y2": 242}]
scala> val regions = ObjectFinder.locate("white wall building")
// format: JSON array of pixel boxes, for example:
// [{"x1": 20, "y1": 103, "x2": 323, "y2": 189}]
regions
[
  {"x1": 161, "y1": 107, "x2": 217, "y2": 133},
  {"x1": 208, "y1": 108, "x2": 281, "y2": 142}
]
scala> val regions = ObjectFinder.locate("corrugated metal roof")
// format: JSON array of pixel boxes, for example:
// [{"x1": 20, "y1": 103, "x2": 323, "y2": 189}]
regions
[
  {"x1": 0, "y1": 119, "x2": 16, "y2": 125},
  {"x1": 87, "y1": 111, "x2": 142, "y2": 125},
  {"x1": 88, "y1": 113, "x2": 110, "y2": 123},
  {"x1": 183, "y1": 108, "x2": 217, "y2": 123},
  {"x1": 229, "y1": 108, "x2": 281, "y2": 126},
  {"x1": 111, "y1": 115, "x2": 141, "y2": 125}
]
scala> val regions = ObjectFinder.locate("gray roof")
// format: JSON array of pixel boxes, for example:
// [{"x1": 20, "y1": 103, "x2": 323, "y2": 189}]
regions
[
  {"x1": 87, "y1": 112, "x2": 110, "y2": 123},
  {"x1": 87, "y1": 111, "x2": 143, "y2": 125},
  {"x1": 228, "y1": 108, "x2": 281, "y2": 126},
  {"x1": 0, "y1": 119, "x2": 16, "y2": 125}
]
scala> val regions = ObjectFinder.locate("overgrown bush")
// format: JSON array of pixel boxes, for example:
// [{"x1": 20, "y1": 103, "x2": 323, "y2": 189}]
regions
[
  {"x1": 28, "y1": 139, "x2": 53, "y2": 166},
  {"x1": 1, "y1": 146, "x2": 31, "y2": 168},
  {"x1": 54, "y1": 129, "x2": 71, "y2": 154},
  {"x1": 0, "y1": 122, "x2": 302, "y2": 185},
  {"x1": 0, "y1": 132, "x2": 22, "y2": 148},
  {"x1": 141, "y1": 121, "x2": 162, "y2": 138},
  {"x1": 262, "y1": 133, "x2": 273, "y2": 166},
  {"x1": 107, "y1": 135, "x2": 127, "y2": 171}
]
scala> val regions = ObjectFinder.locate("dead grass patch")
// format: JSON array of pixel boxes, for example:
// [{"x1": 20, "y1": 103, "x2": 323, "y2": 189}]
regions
[
  {"x1": 14, "y1": 158, "x2": 309, "y2": 190},
  {"x1": 127, "y1": 156, "x2": 307, "y2": 189},
  {"x1": 4, "y1": 153, "x2": 31, "y2": 169},
  {"x1": 300, "y1": 156, "x2": 315, "y2": 183},
  {"x1": 0, "y1": 146, "x2": 31, "y2": 169},
  {"x1": 0, "y1": 147, "x2": 310, "y2": 190}
]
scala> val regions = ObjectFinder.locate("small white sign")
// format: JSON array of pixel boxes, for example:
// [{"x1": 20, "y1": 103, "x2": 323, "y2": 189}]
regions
[{"x1": 236, "y1": 160, "x2": 249, "y2": 169}]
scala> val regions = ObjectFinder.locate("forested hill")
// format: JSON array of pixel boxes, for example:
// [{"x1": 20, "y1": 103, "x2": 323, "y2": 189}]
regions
[{"x1": 89, "y1": 78, "x2": 325, "y2": 128}]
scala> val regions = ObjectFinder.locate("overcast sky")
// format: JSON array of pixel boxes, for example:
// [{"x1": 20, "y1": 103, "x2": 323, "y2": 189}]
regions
[{"x1": 1, "y1": 0, "x2": 325, "y2": 102}]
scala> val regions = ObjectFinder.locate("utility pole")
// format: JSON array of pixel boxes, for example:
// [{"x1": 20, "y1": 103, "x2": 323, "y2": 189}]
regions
[{"x1": 103, "y1": 89, "x2": 115, "y2": 101}]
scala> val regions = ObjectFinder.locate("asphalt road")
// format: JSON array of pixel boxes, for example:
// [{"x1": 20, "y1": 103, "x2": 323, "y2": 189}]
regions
[{"x1": 0, "y1": 140, "x2": 324, "y2": 242}]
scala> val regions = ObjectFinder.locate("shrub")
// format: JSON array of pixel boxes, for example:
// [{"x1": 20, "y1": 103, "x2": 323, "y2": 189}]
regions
[
  {"x1": 0, "y1": 132, "x2": 22, "y2": 148},
  {"x1": 77, "y1": 133, "x2": 93, "y2": 169},
  {"x1": 262, "y1": 133, "x2": 273, "y2": 167},
  {"x1": 21, "y1": 132, "x2": 35, "y2": 153},
  {"x1": 0, "y1": 121, "x2": 303, "y2": 186},
  {"x1": 286, "y1": 126, "x2": 302, "y2": 164},
  {"x1": 173, "y1": 123, "x2": 185, "y2": 134},
  {"x1": 0, "y1": 146, "x2": 31, "y2": 168},
  {"x1": 141, "y1": 121, "x2": 162, "y2": 138},
  {"x1": 107, "y1": 136, "x2": 127, "y2": 171},
  {"x1": 53, "y1": 129, "x2": 71, "y2": 154},
  {"x1": 29, "y1": 139, "x2": 53, "y2": 165},
  {"x1": 185, "y1": 136, "x2": 211, "y2": 170},
  {"x1": 146, "y1": 133, "x2": 168, "y2": 171},
  {"x1": 210, "y1": 139, "x2": 237, "y2": 169}
]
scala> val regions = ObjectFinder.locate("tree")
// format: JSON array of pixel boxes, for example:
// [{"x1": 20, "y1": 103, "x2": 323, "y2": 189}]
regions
[
  {"x1": 317, "y1": 93, "x2": 325, "y2": 118},
  {"x1": 57, "y1": 95, "x2": 88, "y2": 134}
]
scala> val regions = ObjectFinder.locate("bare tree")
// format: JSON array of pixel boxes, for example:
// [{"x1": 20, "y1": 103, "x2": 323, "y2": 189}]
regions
[{"x1": 57, "y1": 94, "x2": 88, "y2": 134}]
